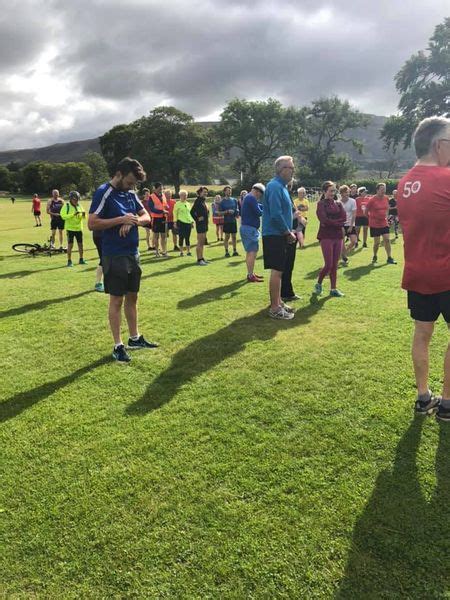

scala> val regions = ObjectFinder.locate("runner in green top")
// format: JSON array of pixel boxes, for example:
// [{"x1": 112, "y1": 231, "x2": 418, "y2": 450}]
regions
[
  {"x1": 60, "y1": 191, "x2": 87, "y2": 267},
  {"x1": 173, "y1": 190, "x2": 194, "y2": 256}
]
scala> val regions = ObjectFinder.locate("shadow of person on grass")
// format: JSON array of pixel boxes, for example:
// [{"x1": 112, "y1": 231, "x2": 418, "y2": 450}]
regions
[
  {"x1": 336, "y1": 418, "x2": 450, "y2": 599},
  {"x1": 0, "y1": 289, "x2": 95, "y2": 320},
  {"x1": 343, "y1": 262, "x2": 388, "y2": 282},
  {"x1": 126, "y1": 296, "x2": 330, "y2": 415},
  {"x1": 0, "y1": 355, "x2": 111, "y2": 423},
  {"x1": 0, "y1": 264, "x2": 67, "y2": 280},
  {"x1": 140, "y1": 256, "x2": 223, "y2": 280},
  {"x1": 177, "y1": 280, "x2": 248, "y2": 310}
]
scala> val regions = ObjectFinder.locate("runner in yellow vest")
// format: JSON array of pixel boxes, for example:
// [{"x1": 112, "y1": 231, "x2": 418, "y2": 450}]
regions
[{"x1": 60, "y1": 191, "x2": 87, "y2": 267}]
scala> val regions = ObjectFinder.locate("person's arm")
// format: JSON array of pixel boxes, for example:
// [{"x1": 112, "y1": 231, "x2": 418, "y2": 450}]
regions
[
  {"x1": 269, "y1": 187, "x2": 292, "y2": 234},
  {"x1": 316, "y1": 201, "x2": 345, "y2": 226},
  {"x1": 60, "y1": 203, "x2": 70, "y2": 221},
  {"x1": 46, "y1": 199, "x2": 52, "y2": 215}
]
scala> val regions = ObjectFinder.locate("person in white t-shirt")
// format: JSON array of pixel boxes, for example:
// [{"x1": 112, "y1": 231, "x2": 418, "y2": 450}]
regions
[{"x1": 339, "y1": 185, "x2": 357, "y2": 265}]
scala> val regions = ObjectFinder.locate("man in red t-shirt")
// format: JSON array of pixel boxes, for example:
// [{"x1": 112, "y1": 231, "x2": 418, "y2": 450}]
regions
[
  {"x1": 31, "y1": 194, "x2": 42, "y2": 227},
  {"x1": 397, "y1": 116, "x2": 450, "y2": 421},
  {"x1": 355, "y1": 187, "x2": 370, "y2": 248},
  {"x1": 366, "y1": 183, "x2": 396, "y2": 264}
]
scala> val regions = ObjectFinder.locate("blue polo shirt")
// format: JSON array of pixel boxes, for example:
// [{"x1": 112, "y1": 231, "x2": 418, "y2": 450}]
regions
[
  {"x1": 89, "y1": 183, "x2": 145, "y2": 256},
  {"x1": 262, "y1": 176, "x2": 293, "y2": 236},
  {"x1": 240, "y1": 193, "x2": 263, "y2": 229},
  {"x1": 219, "y1": 197, "x2": 239, "y2": 223}
]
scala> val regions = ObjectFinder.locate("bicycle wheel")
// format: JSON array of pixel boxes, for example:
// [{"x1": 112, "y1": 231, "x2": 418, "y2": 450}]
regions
[{"x1": 12, "y1": 243, "x2": 39, "y2": 254}]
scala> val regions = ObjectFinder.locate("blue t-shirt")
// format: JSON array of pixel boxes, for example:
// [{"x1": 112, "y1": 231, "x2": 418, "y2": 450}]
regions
[
  {"x1": 262, "y1": 176, "x2": 293, "y2": 236},
  {"x1": 89, "y1": 183, "x2": 144, "y2": 256},
  {"x1": 219, "y1": 197, "x2": 239, "y2": 223},
  {"x1": 240, "y1": 193, "x2": 263, "y2": 229}
]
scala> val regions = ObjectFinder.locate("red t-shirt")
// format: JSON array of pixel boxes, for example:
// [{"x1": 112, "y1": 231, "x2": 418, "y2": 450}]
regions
[
  {"x1": 366, "y1": 195, "x2": 389, "y2": 228},
  {"x1": 355, "y1": 195, "x2": 370, "y2": 217},
  {"x1": 32, "y1": 197, "x2": 41, "y2": 211},
  {"x1": 397, "y1": 164, "x2": 450, "y2": 294},
  {"x1": 166, "y1": 198, "x2": 176, "y2": 222}
]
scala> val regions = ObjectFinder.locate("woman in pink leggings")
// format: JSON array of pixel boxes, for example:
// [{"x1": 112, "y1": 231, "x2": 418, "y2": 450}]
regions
[{"x1": 313, "y1": 181, "x2": 347, "y2": 297}]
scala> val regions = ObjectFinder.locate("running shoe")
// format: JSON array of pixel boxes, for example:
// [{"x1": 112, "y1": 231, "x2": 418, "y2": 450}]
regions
[
  {"x1": 372, "y1": 255, "x2": 378, "y2": 263},
  {"x1": 436, "y1": 403, "x2": 450, "y2": 422},
  {"x1": 79, "y1": 258, "x2": 88, "y2": 265},
  {"x1": 197, "y1": 259, "x2": 208, "y2": 266},
  {"x1": 342, "y1": 257, "x2": 349, "y2": 265},
  {"x1": 362, "y1": 242, "x2": 368, "y2": 248},
  {"x1": 187, "y1": 251, "x2": 192, "y2": 256},
  {"x1": 225, "y1": 251, "x2": 230, "y2": 258},
  {"x1": 330, "y1": 289, "x2": 345, "y2": 297},
  {"x1": 127, "y1": 335, "x2": 159, "y2": 349},
  {"x1": 269, "y1": 307, "x2": 294, "y2": 320},
  {"x1": 247, "y1": 274, "x2": 263, "y2": 283},
  {"x1": 155, "y1": 251, "x2": 160, "y2": 258},
  {"x1": 232, "y1": 251, "x2": 239, "y2": 257},
  {"x1": 94, "y1": 282, "x2": 104, "y2": 292},
  {"x1": 281, "y1": 303, "x2": 295, "y2": 313},
  {"x1": 112, "y1": 344, "x2": 131, "y2": 363},
  {"x1": 313, "y1": 283, "x2": 322, "y2": 295},
  {"x1": 415, "y1": 394, "x2": 440, "y2": 415},
  {"x1": 254, "y1": 273, "x2": 264, "y2": 280},
  {"x1": 173, "y1": 245, "x2": 180, "y2": 251},
  {"x1": 282, "y1": 295, "x2": 301, "y2": 301},
  {"x1": 179, "y1": 252, "x2": 184, "y2": 257},
  {"x1": 387, "y1": 257, "x2": 397, "y2": 264},
  {"x1": 67, "y1": 260, "x2": 73, "y2": 267}
]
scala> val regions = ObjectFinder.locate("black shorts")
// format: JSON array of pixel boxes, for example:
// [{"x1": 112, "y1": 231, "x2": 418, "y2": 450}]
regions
[
  {"x1": 408, "y1": 290, "x2": 450, "y2": 323},
  {"x1": 167, "y1": 222, "x2": 174, "y2": 231},
  {"x1": 370, "y1": 226, "x2": 390, "y2": 237},
  {"x1": 195, "y1": 222, "x2": 208, "y2": 234},
  {"x1": 262, "y1": 235, "x2": 288, "y2": 272},
  {"x1": 344, "y1": 226, "x2": 357, "y2": 237},
  {"x1": 355, "y1": 216, "x2": 368, "y2": 227},
  {"x1": 103, "y1": 255, "x2": 142, "y2": 296},
  {"x1": 50, "y1": 216, "x2": 64, "y2": 230},
  {"x1": 152, "y1": 219, "x2": 167, "y2": 234},
  {"x1": 67, "y1": 230, "x2": 83, "y2": 244},
  {"x1": 93, "y1": 234, "x2": 103, "y2": 264},
  {"x1": 33, "y1": 210, "x2": 41, "y2": 217},
  {"x1": 223, "y1": 221, "x2": 237, "y2": 235}
]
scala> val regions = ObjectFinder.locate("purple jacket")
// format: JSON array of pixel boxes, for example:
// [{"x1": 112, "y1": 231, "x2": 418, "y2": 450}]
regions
[{"x1": 316, "y1": 199, "x2": 346, "y2": 240}]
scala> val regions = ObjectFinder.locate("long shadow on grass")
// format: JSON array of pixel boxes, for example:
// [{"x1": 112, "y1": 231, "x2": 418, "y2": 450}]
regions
[
  {"x1": 126, "y1": 297, "x2": 330, "y2": 415},
  {"x1": 0, "y1": 289, "x2": 94, "y2": 319},
  {"x1": 140, "y1": 256, "x2": 223, "y2": 280},
  {"x1": 0, "y1": 265, "x2": 67, "y2": 280},
  {"x1": 0, "y1": 356, "x2": 110, "y2": 423},
  {"x1": 336, "y1": 418, "x2": 450, "y2": 598},
  {"x1": 178, "y1": 280, "x2": 247, "y2": 309},
  {"x1": 343, "y1": 263, "x2": 388, "y2": 282}
]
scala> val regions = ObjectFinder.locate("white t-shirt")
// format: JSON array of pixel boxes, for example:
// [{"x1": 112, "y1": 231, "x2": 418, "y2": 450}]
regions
[{"x1": 341, "y1": 198, "x2": 357, "y2": 226}]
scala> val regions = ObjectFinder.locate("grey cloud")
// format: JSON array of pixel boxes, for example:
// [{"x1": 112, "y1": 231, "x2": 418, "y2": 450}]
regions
[{"x1": 0, "y1": 0, "x2": 448, "y2": 149}]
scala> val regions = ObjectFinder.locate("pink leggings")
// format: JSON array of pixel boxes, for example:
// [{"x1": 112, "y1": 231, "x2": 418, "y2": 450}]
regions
[{"x1": 318, "y1": 238, "x2": 343, "y2": 289}]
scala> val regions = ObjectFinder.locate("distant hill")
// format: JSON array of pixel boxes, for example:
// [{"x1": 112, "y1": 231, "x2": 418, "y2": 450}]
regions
[{"x1": 0, "y1": 115, "x2": 415, "y2": 170}]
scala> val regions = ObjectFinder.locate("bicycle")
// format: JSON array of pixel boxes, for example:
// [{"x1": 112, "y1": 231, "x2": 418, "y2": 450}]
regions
[{"x1": 12, "y1": 239, "x2": 67, "y2": 257}]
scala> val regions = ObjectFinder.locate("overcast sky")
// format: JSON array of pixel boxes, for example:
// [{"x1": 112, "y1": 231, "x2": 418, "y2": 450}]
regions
[{"x1": 0, "y1": 0, "x2": 448, "y2": 151}]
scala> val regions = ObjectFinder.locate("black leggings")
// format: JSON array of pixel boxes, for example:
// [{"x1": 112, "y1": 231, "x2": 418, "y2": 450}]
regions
[{"x1": 177, "y1": 222, "x2": 191, "y2": 247}]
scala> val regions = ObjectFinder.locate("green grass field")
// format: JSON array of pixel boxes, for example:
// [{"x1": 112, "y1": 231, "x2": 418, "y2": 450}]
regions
[{"x1": 1, "y1": 197, "x2": 449, "y2": 599}]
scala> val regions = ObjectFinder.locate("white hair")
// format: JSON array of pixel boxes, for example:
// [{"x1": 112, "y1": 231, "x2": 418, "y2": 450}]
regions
[
  {"x1": 274, "y1": 155, "x2": 293, "y2": 173},
  {"x1": 297, "y1": 187, "x2": 306, "y2": 194}
]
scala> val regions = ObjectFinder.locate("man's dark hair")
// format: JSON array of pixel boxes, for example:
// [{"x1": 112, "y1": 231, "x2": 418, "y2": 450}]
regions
[
  {"x1": 116, "y1": 157, "x2": 146, "y2": 181},
  {"x1": 413, "y1": 116, "x2": 450, "y2": 158},
  {"x1": 153, "y1": 182, "x2": 163, "y2": 190},
  {"x1": 197, "y1": 186, "x2": 208, "y2": 195}
]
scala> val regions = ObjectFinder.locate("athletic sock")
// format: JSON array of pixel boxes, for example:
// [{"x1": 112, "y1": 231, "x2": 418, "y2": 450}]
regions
[
  {"x1": 418, "y1": 390, "x2": 431, "y2": 403},
  {"x1": 114, "y1": 343, "x2": 124, "y2": 350},
  {"x1": 130, "y1": 334, "x2": 140, "y2": 341},
  {"x1": 441, "y1": 399, "x2": 450, "y2": 409}
]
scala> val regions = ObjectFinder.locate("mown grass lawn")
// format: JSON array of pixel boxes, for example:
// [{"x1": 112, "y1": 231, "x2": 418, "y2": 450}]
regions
[{"x1": 1, "y1": 197, "x2": 449, "y2": 599}]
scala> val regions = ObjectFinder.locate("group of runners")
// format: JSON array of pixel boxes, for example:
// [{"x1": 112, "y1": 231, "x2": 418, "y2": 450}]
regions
[{"x1": 18, "y1": 116, "x2": 450, "y2": 422}]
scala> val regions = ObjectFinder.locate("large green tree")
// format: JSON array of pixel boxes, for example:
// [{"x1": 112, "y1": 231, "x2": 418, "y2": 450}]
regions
[
  {"x1": 381, "y1": 18, "x2": 450, "y2": 150},
  {"x1": 83, "y1": 151, "x2": 110, "y2": 189},
  {"x1": 212, "y1": 98, "x2": 304, "y2": 189},
  {"x1": 132, "y1": 106, "x2": 211, "y2": 194},
  {"x1": 99, "y1": 124, "x2": 133, "y2": 175},
  {"x1": 0, "y1": 165, "x2": 12, "y2": 190},
  {"x1": 298, "y1": 97, "x2": 369, "y2": 183}
]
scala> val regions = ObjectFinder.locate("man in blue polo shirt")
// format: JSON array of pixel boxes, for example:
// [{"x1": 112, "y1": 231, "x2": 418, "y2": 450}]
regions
[
  {"x1": 240, "y1": 183, "x2": 265, "y2": 283},
  {"x1": 88, "y1": 157, "x2": 159, "y2": 363},
  {"x1": 262, "y1": 156, "x2": 297, "y2": 320},
  {"x1": 219, "y1": 185, "x2": 240, "y2": 257}
]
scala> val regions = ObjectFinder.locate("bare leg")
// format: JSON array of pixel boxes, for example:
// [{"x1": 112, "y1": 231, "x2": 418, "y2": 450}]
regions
[
  {"x1": 50, "y1": 229, "x2": 56, "y2": 245},
  {"x1": 95, "y1": 265, "x2": 103, "y2": 284},
  {"x1": 109, "y1": 295, "x2": 124, "y2": 345},
  {"x1": 246, "y1": 251, "x2": 256, "y2": 276},
  {"x1": 373, "y1": 236, "x2": 380, "y2": 258},
  {"x1": 269, "y1": 269, "x2": 282, "y2": 311},
  {"x1": 412, "y1": 321, "x2": 434, "y2": 395},
  {"x1": 59, "y1": 229, "x2": 64, "y2": 247},
  {"x1": 196, "y1": 233, "x2": 205, "y2": 260},
  {"x1": 231, "y1": 233, "x2": 237, "y2": 252},
  {"x1": 224, "y1": 233, "x2": 230, "y2": 253},
  {"x1": 383, "y1": 234, "x2": 392, "y2": 259},
  {"x1": 363, "y1": 226, "x2": 368, "y2": 245},
  {"x1": 161, "y1": 233, "x2": 167, "y2": 254},
  {"x1": 67, "y1": 242, "x2": 73, "y2": 262},
  {"x1": 124, "y1": 292, "x2": 138, "y2": 338}
]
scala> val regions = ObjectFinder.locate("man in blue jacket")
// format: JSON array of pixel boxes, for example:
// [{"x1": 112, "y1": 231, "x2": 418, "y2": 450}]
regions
[
  {"x1": 240, "y1": 183, "x2": 265, "y2": 283},
  {"x1": 219, "y1": 185, "x2": 240, "y2": 257},
  {"x1": 262, "y1": 156, "x2": 297, "y2": 320}
]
